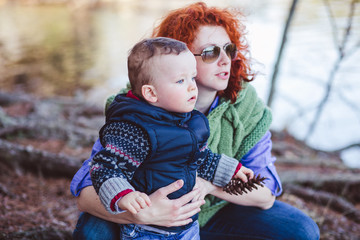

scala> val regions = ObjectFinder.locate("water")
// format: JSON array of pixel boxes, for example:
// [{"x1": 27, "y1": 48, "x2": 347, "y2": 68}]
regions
[
  {"x1": 0, "y1": 0, "x2": 359, "y2": 167},
  {"x1": 248, "y1": 0, "x2": 360, "y2": 167}
]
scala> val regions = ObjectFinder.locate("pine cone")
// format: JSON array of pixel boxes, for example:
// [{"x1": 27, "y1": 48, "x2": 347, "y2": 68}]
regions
[{"x1": 223, "y1": 174, "x2": 267, "y2": 195}]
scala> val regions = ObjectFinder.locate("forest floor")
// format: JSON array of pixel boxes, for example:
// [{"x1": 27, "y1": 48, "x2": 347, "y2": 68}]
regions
[{"x1": 0, "y1": 93, "x2": 359, "y2": 240}]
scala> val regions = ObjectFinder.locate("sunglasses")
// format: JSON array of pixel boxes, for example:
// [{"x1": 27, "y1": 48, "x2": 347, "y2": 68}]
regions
[{"x1": 193, "y1": 43, "x2": 237, "y2": 64}]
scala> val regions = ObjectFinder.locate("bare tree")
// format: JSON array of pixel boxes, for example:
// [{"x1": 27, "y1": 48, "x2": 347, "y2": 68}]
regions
[
  {"x1": 304, "y1": 0, "x2": 359, "y2": 141},
  {"x1": 267, "y1": 0, "x2": 359, "y2": 152},
  {"x1": 266, "y1": 0, "x2": 299, "y2": 108}
]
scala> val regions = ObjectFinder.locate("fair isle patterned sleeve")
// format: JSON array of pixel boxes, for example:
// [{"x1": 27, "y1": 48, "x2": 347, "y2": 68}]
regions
[
  {"x1": 90, "y1": 121, "x2": 150, "y2": 214},
  {"x1": 197, "y1": 146, "x2": 239, "y2": 187}
]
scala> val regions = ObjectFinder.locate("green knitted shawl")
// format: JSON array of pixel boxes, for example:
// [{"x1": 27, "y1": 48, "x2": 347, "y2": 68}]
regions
[
  {"x1": 104, "y1": 83, "x2": 272, "y2": 227},
  {"x1": 198, "y1": 83, "x2": 272, "y2": 227}
]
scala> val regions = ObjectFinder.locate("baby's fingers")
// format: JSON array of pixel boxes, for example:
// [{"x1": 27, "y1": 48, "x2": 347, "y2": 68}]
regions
[
  {"x1": 247, "y1": 169, "x2": 254, "y2": 179},
  {"x1": 236, "y1": 172, "x2": 248, "y2": 183},
  {"x1": 136, "y1": 195, "x2": 151, "y2": 209},
  {"x1": 127, "y1": 203, "x2": 139, "y2": 214},
  {"x1": 141, "y1": 193, "x2": 152, "y2": 207}
]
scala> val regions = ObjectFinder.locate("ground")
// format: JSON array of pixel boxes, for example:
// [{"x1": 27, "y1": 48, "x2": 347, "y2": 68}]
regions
[{"x1": 0, "y1": 136, "x2": 359, "y2": 240}]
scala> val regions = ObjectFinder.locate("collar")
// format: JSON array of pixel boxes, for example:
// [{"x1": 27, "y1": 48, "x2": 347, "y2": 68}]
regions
[
  {"x1": 206, "y1": 96, "x2": 219, "y2": 115},
  {"x1": 126, "y1": 90, "x2": 140, "y2": 100},
  {"x1": 110, "y1": 92, "x2": 192, "y2": 125}
]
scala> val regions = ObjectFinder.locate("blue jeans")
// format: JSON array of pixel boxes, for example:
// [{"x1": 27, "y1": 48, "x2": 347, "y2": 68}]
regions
[
  {"x1": 121, "y1": 221, "x2": 199, "y2": 239},
  {"x1": 200, "y1": 201, "x2": 320, "y2": 240},
  {"x1": 73, "y1": 200, "x2": 320, "y2": 240},
  {"x1": 73, "y1": 212, "x2": 120, "y2": 240}
]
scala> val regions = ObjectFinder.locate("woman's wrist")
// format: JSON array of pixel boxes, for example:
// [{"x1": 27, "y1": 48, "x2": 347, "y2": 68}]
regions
[
  {"x1": 195, "y1": 177, "x2": 218, "y2": 198},
  {"x1": 210, "y1": 184, "x2": 275, "y2": 209}
]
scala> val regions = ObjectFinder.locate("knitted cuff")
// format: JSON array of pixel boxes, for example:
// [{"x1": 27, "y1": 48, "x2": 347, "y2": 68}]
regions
[
  {"x1": 110, "y1": 189, "x2": 133, "y2": 212},
  {"x1": 213, "y1": 154, "x2": 239, "y2": 187},
  {"x1": 99, "y1": 177, "x2": 135, "y2": 214}
]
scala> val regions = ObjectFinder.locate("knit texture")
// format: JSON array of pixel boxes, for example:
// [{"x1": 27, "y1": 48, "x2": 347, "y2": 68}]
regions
[
  {"x1": 90, "y1": 121, "x2": 150, "y2": 213},
  {"x1": 212, "y1": 154, "x2": 238, "y2": 187},
  {"x1": 198, "y1": 83, "x2": 272, "y2": 227},
  {"x1": 196, "y1": 147, "x2": 227, "y2": 184}
]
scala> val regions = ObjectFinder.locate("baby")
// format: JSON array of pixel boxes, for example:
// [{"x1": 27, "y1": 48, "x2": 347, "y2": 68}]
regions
[{"x1": 90, "y1": 37, "x2": 253, "y2": 239}]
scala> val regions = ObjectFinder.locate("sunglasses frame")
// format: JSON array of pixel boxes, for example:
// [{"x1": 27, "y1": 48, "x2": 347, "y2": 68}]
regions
[{"x1": 193, "y1": 43, "x2": 237, "y2": 64}]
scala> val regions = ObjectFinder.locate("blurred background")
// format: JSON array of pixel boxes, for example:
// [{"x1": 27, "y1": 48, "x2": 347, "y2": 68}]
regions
[
  {"x1": 0, "y1": 0, "x2": 359, "y2": 165},
  {"x1": 1, "y1": 1, "x2": 360, "y2": 238}
]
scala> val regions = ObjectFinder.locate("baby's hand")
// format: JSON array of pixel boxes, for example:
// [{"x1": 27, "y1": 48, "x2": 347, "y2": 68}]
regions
[
  {"x1": 234, "y1": 166, "x2": 254, "y2": 183},
  {"x1": 118, "y1": 191, "x2": 151, "y2": 214}
]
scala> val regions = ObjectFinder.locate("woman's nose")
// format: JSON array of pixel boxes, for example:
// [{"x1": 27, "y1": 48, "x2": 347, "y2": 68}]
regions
[{"x1": 218, "y1": 48, "x2": 231, "y2": 66}]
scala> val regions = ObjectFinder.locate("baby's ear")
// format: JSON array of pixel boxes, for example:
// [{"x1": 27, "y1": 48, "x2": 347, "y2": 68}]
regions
[{"x1": 142, "y1": 85, "x2": 158, "y2": 103}]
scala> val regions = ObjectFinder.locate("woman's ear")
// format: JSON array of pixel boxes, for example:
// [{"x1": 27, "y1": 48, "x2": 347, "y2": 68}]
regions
[{"x1": 142, "y1": 85, "x2": 158, "y2": 103}]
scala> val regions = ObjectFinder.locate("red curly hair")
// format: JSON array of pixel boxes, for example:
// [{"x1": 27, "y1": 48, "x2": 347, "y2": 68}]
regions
[{"x1": 152, "y1": 2, "x2": 254, "y2": 103}]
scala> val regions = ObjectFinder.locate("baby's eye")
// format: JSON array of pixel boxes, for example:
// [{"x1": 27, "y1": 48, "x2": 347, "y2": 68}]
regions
[{"x1": 176, "y1": 79, "x2": 184, "y2": 84}]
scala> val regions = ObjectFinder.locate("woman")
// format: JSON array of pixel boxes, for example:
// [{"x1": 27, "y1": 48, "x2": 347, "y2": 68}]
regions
[{"x1": 71, "y1": 2, "x2": 320, "y2": 239}]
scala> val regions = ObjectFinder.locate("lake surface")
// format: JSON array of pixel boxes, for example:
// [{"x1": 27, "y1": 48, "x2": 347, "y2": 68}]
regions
[{"x1": 0, "y1": 0, "x2": 359, "y2": 167}]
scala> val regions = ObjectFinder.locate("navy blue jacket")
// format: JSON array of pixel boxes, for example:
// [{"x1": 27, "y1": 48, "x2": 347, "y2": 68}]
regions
[{"x1": 104, "y1": 94, "x2": 211, "y2": 199}]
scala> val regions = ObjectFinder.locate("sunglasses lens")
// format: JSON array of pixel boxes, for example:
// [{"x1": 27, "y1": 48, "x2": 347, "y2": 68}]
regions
[
  {"x1": 225, "y1": 43, "x2": 237, "y2": 60},
  {"x1": 196, "y1": 44, "x2": 236, "y2": 63},
  {"x1": 202, "y1": 46, "x2": 220, "y2": 63}
]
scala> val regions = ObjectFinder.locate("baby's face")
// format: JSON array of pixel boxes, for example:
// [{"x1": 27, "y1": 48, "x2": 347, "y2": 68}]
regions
[{"x1": 150, "y1": 50, "x2": 198, "y2": 113}]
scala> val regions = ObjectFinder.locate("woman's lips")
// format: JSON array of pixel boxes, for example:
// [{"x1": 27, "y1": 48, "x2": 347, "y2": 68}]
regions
[{"x1": 216, "y1": 72, "x2": 229, "y2": 80}]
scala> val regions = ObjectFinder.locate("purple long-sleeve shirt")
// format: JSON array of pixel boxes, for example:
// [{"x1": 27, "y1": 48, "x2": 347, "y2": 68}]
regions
[{"x1": 70, "y1": 97, "x2": 283, "y2": 197}]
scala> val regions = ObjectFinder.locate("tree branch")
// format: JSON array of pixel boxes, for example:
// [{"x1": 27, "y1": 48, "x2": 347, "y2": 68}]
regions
[
  {"x1": 0, "y1": 139, "x2": 81, "y2": 178},
  {"x1": 266, "y1": 0, "x2": 298, "y2": 107},
  {"x1": 305, "y1": 0, "x2": 357, "y2": 141},
  {"x1": 285, "y1": 184, "x2": 360, "y2": 223}
]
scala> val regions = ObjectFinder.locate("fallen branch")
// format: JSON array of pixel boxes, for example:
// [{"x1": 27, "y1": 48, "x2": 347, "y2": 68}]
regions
[
  {"x1": 0, "y1": 91, "x2": 34, "y2": 106},
  {"x1": 285, "y1": 184, "x2": 360, "y2": 223},
  {"x1": 0, "y1": 118, "x2": 98, "y2": 147},
  {"x1": 0, "y1": 139, "x2": 81, "y2": 178},
  {"x1": 0, "y1": 125, "x2": 33, "y2": 138}
]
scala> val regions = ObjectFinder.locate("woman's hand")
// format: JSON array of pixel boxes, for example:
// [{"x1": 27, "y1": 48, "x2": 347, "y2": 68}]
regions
[
  {"x1": 76, "y1": 179, "x2": 205, "y2": 227},
  {"x1": 191, "y1": 177, "x2": 218, "y2": 202},
  {"x1": 187, "y1": 177, "x2": 275, "y2": 210},
  {"x1": 133, "y1": 179, "x2": 205, "y2": 227}
]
